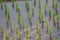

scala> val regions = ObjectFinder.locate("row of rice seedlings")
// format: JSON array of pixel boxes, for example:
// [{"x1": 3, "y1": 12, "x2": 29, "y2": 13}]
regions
[
  {"x1": 11, "y1": 0, "x2": 14, "y2": 8},
  {"x1": 38, "y1": 0, "x2": 41, "y2": 9},
  {"x1": 16, "y1": 2, "x2": 25, "y2": 31},
  {"x1": 0, "y1": 0, "x2": 3, "y2": 9},
  {"x1": 25, "y1": 24, "x2": 31, "y2": 40},
  {"x1": 36, "y1": 21, "x2": 41, "y2": 40},
  {"x1": 15, "y1": 24, "x2": 21, "y2": 40},
  {"x1": 48, "y1": 25, "x2": 53, "y2": 40},
  {"x1": 17, "y1": 12, "x2": 25, "y2": 31},
  {"x1": 28, "y1": 11, "x2": 32, "y2": 30},
  {"x1": 16, "y1": 3, "x2": 22, "y2": 30}
]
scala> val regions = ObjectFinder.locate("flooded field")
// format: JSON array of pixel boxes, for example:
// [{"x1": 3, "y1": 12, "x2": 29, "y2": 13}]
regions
[{"x1": 0, "y1": 0, "x2": 60, "y2": 40}]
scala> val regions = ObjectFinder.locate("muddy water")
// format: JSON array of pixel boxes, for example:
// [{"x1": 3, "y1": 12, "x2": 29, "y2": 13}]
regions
[{"x1": 0, "y1": 0, "x2": 60, "y2": 40}]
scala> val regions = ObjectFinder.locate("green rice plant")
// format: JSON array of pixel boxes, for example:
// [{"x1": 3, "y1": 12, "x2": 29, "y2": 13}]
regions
[
  {"x1": 36, "y1": 34, "x2": 40, "y2": 40},
  {"x1": 38, "y1": 9, "x2": 44, "y2": 28},
  {"x1": 7, "y1": 8, "x2": 10, "y2": 20},
  {"x1": 53, "y1": 11, "x2": 56, "y2": 18},
  {"x1": 11, "y1": 0, "x2": 14, "y2": 8},
  {"x1": 0, "y1": 24, "x2": 3, "y2": 38},
  {"x1": 27, "y1": 2, "x2": 30, "y2": 11},
  {"x1": 12, "y1": 36, "x2": 14, "y2": 40},
  {"x1": 38, "y1": 9, "x2": 41, "y2": 23},
  {"x1": 10, "y1": 20, "x2": 12, "y2": 27},
  {"x1": 15, "y1": 25, "x2": 21, "y2": 40},
  {"x1": 4, "y1": 2, "x2": 7, "y2": 15},
  {"x1": 44, "y1": 3, "x2": 47, "y2": 16},
  {"x1": 52, "y1": 0, "x2": 54, "y2": 8},
  {"x1": 38, "y1": 0, "x2": 41, "y2": 4},
  {"x1": 6, "y1": 15, "x2": 9, "y2": 27},
  {"x1": 48, "y1": 25, "x2": 53, "y2": 40},
  {"x1": 55, "y1": 15, "x2": 59, "y2": 29},
  {"x1": 55, "y1": 0, "x2": 58, "y2": 8},
  {"x1": 20, "y1": 17, "x2": 25, "y2": 30},
  {"x1": 26, "y1": 24, "x2": 30, "y2": 35},
  {"x1": 17, "y1": 30, "x2": 21, "y2": 40},
  {"x1": 6, "y1": 10, "x2": 10, "y2": 27},
  {"x1": 53, "y1": 11, "x2": 56, "y2": 26},
  {"x1": 36, "y1": 28, "x2": 41, "y2": 40},
  {"x1": 15, "y1": 24, "x2": 19, "y2": 33},
  {"x1": 5, "y1": 8, "x2": 10, "y2": 28},
  {"x1": 9, "y1": 20, "x2": 13, "y2": 32},
  {"x1": 26, "y1": 24, "x2": 31, "y2": 40},
  {"x1": 16, "y1": 2, "x2": 20, "y2": 13},
  {"x1": 36, "y1": 21, "x2": 38, "y2": 28},
  {"x1": 25, "y1": 0, "x2": 30, "y2": 11},
  {"x1": 17, "y1": 14, "x2": 21, "y2": 23},
  {"x1": 45, "y1": 19, "x2": 49, "y2": 33},
  {"x1": 28, "y1": 11, "x2": 32, "y2": 29},
  {"x1": 0, "y1": 0, "x2": 2, "y2": 4},
  {"x1": 31, "y1": 6, "x2": 34, "y2": 16},
  {"x1": 36, "y1": 21, "x2": 39, "y2": 33},
  {"x1": 36, "y1": 21, "x2": 38, "y2": 33},
  {"x1": 6, "y1": 32, "x2": 10, "y2": 40},
  {"x1": 48, "y1": 8, "x2": 51, "y2": 20},
  {"x1": 40, "y1": 10, "x2": 44, "y2": 22},
  {"x1": 25, "y1": 0, "x2": 28, "y2": 8},
  {"x1": 17, "y1": 14, "x2": 21, "y2": 30},
  {"x1": 0, "y1": 0, "x2": 3, "y2": 9},
  {"x1": 38, "y1": 0, "x2": 41, "y2": 9},
  {"x1": 54, "y1": 37, "x2": 57, "y2": 40},
  {"x1": 6, "y1": 13, "x2": 8, "y2": 23},
  {"x1": 55, "y1": 1, "x2": 58, "y2": 15},
  {"x1": 0, "y1": 24, "x2": 2, "y2": 31},
  {"x1": 36, "y1": 21, "x2": 41, "y2": 40}
]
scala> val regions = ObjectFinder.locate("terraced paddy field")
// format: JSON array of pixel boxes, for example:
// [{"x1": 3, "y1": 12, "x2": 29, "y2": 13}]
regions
[{"x1": 0, "y1": 0, "x2": 60, "y2": 40}]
